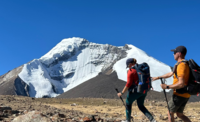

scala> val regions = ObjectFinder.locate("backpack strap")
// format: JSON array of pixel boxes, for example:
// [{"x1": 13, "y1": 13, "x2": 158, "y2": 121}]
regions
[
  {"x1": 130, "y1": 67, "x2": 139, "y2": 86},
  {"x1": 174, "y1": 60, "x2": 188, "y2": 79},
  {"x1": 174, "y1": 60, "x2": 188, "y2": 93},
  {"x1": 133, "y1": 64, "x2": 138, "y2": 70}
]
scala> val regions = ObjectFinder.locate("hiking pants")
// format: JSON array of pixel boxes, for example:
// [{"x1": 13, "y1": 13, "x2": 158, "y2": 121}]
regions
[{"x1": 126, "y1": 92, "x2": 154, "y2": 121}]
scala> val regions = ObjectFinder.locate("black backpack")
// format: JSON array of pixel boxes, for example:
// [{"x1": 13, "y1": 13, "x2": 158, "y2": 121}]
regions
[
  {"x1": 128, "y1": 63, "x2": 152, "y2": 94},
  {"x1": 175, "y1": 59, "x2": 200, "y2": 95}
]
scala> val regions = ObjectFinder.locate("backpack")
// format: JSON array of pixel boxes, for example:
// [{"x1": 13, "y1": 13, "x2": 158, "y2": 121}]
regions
[
  {"x1": 175, "y1": 59, "x2": 200, "y2": 95},
  {"x1": 128, "y1": 62, "x2": 152, "y2": 94}
]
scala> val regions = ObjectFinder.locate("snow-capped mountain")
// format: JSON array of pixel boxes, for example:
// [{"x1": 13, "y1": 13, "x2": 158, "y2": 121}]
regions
[
  {"x1": 18, "y1": 37, "x2": 129, "y2": 98},
  {"x1": 3, "y1": 37, "x2": 173, "y2": 98}
]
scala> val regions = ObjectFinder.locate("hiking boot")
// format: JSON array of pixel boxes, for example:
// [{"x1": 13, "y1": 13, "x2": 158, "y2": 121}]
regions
[
  {"x1": 150, "y1": 119, "x2": 157, "y2": 122},
  {"x1": 121, "y1": 120, "x2": 130, "y2": 122}
]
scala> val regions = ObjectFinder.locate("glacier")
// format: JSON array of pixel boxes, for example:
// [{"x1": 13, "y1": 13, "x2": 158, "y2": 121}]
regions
[{"x1": 19, "y1": 37, "x2": 173, "y2": 98}]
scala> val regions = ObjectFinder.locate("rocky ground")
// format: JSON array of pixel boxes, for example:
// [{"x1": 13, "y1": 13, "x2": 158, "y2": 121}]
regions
[{"x1": 0, "y1": 95, "x2": 200, "y2": 122}]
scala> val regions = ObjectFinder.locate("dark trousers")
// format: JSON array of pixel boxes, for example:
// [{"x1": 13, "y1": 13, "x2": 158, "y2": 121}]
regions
[{"x1": 126, "y1": 92, "x2": 154, "y2": 121}]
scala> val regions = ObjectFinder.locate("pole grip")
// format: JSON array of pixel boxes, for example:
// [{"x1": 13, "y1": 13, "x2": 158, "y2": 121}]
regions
[
  {"x1": 115, "y1": 88, "x2": 123, "y2": 101},
  {"x1": 115, "y1": 88, "x2": 125, "y2": 105},
  {"x1": 115, "y1": 88, "x2": 119, "y2": 93},
  {"x1": 160, "y1": 78, "x2": 164, "y2": 84}
]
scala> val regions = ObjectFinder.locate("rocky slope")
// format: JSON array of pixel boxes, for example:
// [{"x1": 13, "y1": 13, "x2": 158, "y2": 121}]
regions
[
  {"x1": 57, "y1": 71, "x2": 200, "y2": 102},
  {"x1": 0, "y1": 65, "x2": 29, "y2": 96},
  {"x1": 56, "y1": 71, "x2": 173, "y2": 101},
  {"x1": 0, "y1": 95, "x2": 200, "y2": 122}
]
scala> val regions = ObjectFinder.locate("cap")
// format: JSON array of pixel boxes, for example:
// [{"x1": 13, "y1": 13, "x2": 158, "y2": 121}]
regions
[
  {"x1": 126, "y1": 58, "x2": 134, "y2": 68},
  {"x1": 171, "y1": 46, "x2": 187, "y2": 55}
]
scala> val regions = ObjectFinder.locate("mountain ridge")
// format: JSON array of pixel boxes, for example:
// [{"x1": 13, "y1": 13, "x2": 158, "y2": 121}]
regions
[{"x1": 0, "y1": 37, "x2": 191, "y2": 101}]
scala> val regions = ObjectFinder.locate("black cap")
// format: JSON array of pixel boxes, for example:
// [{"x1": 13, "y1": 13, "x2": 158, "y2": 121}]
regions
[
  {"x1": 171, "y1": 46, "x2": 187, "y2": 55},
  {"x1": 126, "y1": 58, "x2": 134, "y2": 68}
]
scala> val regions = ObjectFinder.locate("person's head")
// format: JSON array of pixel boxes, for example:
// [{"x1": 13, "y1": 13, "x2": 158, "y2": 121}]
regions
[
  {"x1": 126, "y1": 58, "x2": 137, "y2": 69},
  {"x1": 171, "y1": 46, "x2": 187, "y2": 61}
]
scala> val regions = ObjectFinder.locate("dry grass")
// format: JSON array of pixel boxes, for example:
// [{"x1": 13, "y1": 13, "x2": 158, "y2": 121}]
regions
[
  {"x1": 34, "y1": 97, "x2": 200, "y2": 122},
  {"x1": 47, "y1": 103, "x2": 200, "y2": 121}
]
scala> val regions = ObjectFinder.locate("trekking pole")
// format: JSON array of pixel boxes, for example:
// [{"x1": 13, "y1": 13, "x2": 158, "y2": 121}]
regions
[
  {"x1": 115, "y1": 88, "x2": 133, "y2": 122},
  {"x1": 160, "y1": 78, "x2": 172, "y2": 122},
  {"x1": 115, "y1": 88, "x2": 126, "y2": 107}
]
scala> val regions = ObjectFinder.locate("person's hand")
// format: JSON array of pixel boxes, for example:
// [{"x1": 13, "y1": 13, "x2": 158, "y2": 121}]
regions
[
  {"x1": 160, "y1": 84, "x2": 167, "y2": 89},
  {"x1": 117, "y1": 93, "x2": 122, "y2": 97},
  {"x1": 152, "y1": 77, "x2": 159, "y2": 81}
]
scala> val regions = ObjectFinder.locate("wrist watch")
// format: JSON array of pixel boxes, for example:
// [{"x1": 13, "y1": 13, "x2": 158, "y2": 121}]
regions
[
  {"x1": 121, "y1": 92, "x2": 123, "y2": 95},
  {"x1": 166, "y1": 86, "x2": 169, "y2": 89}
]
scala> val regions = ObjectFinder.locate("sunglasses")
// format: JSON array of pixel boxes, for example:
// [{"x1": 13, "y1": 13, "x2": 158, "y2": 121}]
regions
[{"x1": 174, "y1": 51, "x2": 179, "y2": 55}]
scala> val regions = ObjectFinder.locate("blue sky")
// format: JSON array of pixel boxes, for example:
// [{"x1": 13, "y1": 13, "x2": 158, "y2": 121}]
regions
[{"x1": 0, "y1": 0, "x2": 200, "y2": 75}]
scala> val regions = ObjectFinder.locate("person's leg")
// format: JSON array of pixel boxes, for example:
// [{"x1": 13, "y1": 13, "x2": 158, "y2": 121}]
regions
[
  {"x1": 137, "y1": 93, "x2": 154, "y2": 121},
  {"x1": 168, "y1": 94, "x2": 190, "y2": 122},
  {"x1": 176, "y1": 113, "x2": 191, "y2": 122},
  {"x1": 176, "y1": 97, "x2": 191, "y2": 122},
  {"x1": 167, "y1": 94, "x2": 186, "y2": 122},
  {"x1": 125, "y1": 92, "x2": 141, "y2": 121}
]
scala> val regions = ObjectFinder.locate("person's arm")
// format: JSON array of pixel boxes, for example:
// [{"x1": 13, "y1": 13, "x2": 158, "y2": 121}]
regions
[
  {"x1": 117, "y1": 86, "x2": 129, "y2": 97},
  {"x1": 117, "y1": 70, "x2": 133, "y2": 97},
  {"x1": 152, "y1": 72, "x2": 173, "y2": 81},
  {"x1": 161, "y1": 62, "x2": 187, "y2": 89},
  {"x1": 121, "y1": 86, "x2": 129, "y2": 94},
  {"x1": 121, "y1": 69, "x2": 138, "y2": 94},
  {"x1": 167, "y1": 77, "x2": 185, "y2": 89},
  {"x1": 161, "y1": 77, "x2": 185, "y2": 89}
]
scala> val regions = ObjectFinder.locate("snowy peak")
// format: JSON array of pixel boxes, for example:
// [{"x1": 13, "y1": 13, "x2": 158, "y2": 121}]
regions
[
  {"x1": 19, "y1": 37, "x2": 129, "y2": 98},
  {"x1": 15, "y1": 37, "x2": 173, "y2": 98},
  {"x1": 40, "y1": 37, "x2": 90, "y2": 67}
]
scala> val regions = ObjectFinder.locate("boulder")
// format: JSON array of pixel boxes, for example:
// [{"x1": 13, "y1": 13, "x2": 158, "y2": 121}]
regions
[{"x1": 12, "y1": 111, "x2": 50, "y2": 122}]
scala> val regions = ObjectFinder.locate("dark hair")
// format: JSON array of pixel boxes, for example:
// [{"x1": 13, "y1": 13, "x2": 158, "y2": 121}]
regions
[
  {"x1": 126, "y1": 58, "x2": 137, "y2": 68},
  {"x1": 133, "y1": 58, "x2": 137, "y2": 64}
]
